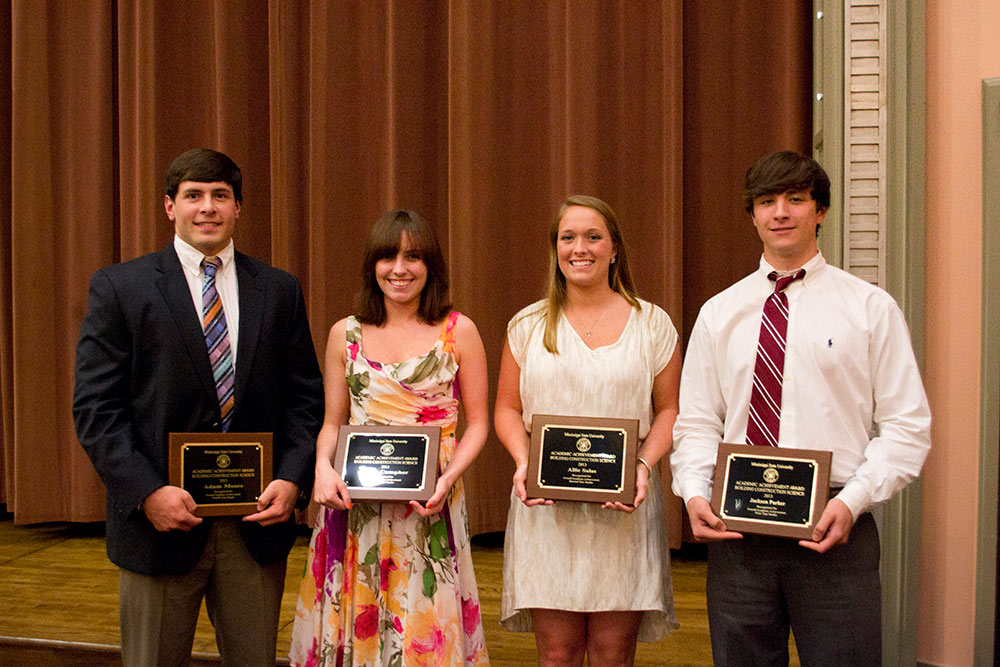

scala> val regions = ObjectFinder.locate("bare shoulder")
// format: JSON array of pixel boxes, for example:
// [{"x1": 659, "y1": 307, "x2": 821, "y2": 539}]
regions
[
  {"x1": 452, "y1": 312, "x2": 482, "y2": 338},
  {"x1": 328, "y1": 317, "x2": 350, "y2": 337},
  {"x1": 451, "y1": 313, "x2": 486, "y2": 362}
]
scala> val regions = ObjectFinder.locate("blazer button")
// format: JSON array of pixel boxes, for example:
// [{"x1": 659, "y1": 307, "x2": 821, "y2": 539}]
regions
[{"x1": 212, "y1": 421, "x2": 220, "y2": 429}]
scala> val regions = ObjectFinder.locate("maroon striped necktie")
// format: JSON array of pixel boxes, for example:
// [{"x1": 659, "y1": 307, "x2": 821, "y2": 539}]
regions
[{"x1": 746, "y1": 269, "x2": 805, "y2": 447}]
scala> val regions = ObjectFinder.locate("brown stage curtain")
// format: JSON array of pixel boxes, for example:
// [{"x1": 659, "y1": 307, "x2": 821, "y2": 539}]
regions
[
  {"x1": 682, "y1": 2, "x2": 814, "y2": 342},
  {"x1": 678, "y1": 0, "x2": 813, "y2": 539},
  {"x1": 0, "y1": 2, "x2": 809, "y2": 549}
]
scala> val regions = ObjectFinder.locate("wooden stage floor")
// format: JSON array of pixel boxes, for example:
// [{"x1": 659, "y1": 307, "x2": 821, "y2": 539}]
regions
[{"x1": 0, "y1": 512, "x2": 799, "y2": 665}]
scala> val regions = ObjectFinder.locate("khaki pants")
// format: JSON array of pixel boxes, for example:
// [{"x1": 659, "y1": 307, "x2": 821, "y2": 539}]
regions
[{"x1": 119, "y1": 518, "x2": 286, "y2": 667}]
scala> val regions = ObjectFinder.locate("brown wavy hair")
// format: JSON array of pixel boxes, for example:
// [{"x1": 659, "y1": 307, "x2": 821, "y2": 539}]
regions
[{"x1": 743, "y1": 150, "x2": 831, "y2": 214}]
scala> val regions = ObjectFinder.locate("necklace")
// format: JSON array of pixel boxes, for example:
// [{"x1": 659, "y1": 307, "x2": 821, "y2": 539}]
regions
[{"x1": 570, "y1": 306, "x2": 605, "y2": 337}]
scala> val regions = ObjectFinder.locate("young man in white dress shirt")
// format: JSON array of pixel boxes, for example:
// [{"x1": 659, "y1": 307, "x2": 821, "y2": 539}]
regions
[{"x1": 670, "y1": 150, "x2": 931, "y2": 665}]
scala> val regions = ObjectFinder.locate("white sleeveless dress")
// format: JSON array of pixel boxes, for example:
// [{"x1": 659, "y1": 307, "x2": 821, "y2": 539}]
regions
[{"x1": 500, "y1": 299, "x2": 679, "y2": 641}]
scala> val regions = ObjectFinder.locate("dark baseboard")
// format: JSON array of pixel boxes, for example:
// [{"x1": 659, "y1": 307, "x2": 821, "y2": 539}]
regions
[{"x1": 0, "y1": 636, "x2": 291, "y2": 666}]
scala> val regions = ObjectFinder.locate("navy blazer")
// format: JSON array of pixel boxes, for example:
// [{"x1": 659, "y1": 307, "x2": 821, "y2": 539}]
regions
[{"x1": 73, "y1": 243, "x2": 324, "y2": 575}]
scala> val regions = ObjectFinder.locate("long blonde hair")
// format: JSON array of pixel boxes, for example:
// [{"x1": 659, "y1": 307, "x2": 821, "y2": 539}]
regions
[{"x1": 541, "y1": 195, "x2": 640, "y2": 354}]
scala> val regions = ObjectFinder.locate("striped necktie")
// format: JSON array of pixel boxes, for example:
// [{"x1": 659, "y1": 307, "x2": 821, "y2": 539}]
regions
[
  {"x1": 202, "y1": 257, "x2": 235, "y2": 432},
  {"x1": 746, "y1": 269, "x2": 805, "y2": 447}
]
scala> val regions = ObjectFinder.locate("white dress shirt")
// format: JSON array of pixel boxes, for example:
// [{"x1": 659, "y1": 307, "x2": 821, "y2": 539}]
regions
[
  {"x1": 174, "y1": 235, "x2": 239, "y2": 365},
  {"x1": 671, "y1": 252, "x2": 931, "y2": 519}
]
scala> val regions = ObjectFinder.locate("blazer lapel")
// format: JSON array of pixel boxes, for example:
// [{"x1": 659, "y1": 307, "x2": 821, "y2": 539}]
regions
[
  {"x1": 154, "y1": 244, "x2": 217, "y2": 402},
  {"x1": 232, "y1": 251, "x2": 263, "y2": 422}
]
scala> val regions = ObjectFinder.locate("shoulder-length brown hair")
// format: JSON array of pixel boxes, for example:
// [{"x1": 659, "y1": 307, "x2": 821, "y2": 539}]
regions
[
  {"x1": 541, "y1": 195, "x2": 640, "y2": 353},
  {"x1": 356, "y1": 210, "x2": 451, "y2": 326}
]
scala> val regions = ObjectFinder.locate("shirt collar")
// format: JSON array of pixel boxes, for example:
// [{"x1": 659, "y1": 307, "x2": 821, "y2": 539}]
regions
[
  {"x1": 173, "y1": 235, "x2": 236, "y2": 277},
  {"x1": 758, "y1": 251, "x2": 826, "y2": 286}
]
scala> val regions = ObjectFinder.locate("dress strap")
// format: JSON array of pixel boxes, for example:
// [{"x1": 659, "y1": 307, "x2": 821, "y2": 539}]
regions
[
  {"x1": 345, "y1": 315, "x2": 362, "y2": 349},
  {"x1": 439, "y1": 311, "x2": 460, "y2": 346}
]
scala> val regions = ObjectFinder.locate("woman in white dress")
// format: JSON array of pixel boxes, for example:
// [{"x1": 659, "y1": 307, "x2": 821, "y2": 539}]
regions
[{"x1": 495, "y1": 195, "x2": 681, "y2": 666}]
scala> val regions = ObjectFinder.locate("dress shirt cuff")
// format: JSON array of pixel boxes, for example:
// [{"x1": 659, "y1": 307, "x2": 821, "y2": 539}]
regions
[
  {"x1": 678, "y1": 479, "x2": 713, "y2": 507},
  {"x1": 833, "y1": 480, "x2": 870, "y2": 521}
]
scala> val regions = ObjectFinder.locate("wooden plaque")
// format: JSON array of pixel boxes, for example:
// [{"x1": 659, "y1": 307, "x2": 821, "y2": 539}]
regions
[
  {"x1": 334, "y1": 425, "x2": 440, "y2": 503},
  {"x1": 526, "y1": 414, "x2": 639, "y2": 504},
  {"x1": 168, "y1": 432, "x2": 273, "y2": 517},
  {"x1": 711, "y1": 442, "x2": 832, "y2": 539}
]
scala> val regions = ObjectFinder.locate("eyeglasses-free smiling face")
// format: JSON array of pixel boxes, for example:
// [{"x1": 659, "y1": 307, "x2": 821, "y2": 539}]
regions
[
  {"x1": 374, "y1": 232, "x2": 428, "y2": 307},
  {"x1": 750, "y1": 189, "x2": 827, "y2": 271},
  {"x1": 556, "y1": 206, "x2": 617, "y2": 289},
  {"x1": 165, "y1": 180, "x2": 240, "y2": 256}
]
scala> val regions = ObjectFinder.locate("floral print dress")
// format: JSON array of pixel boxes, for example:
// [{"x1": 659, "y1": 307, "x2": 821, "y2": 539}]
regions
[{"x1": 289, "y1": 312, "x2": 489, "y2": 667}]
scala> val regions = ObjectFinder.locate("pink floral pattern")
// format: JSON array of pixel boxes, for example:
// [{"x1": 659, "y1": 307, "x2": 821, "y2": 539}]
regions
[
  {"x1": 461, "y1": 597, "x2": 481, "y2": 638},
  {"x1": 379, "y1": 557, "x2": 397, "y2": 592},
  {"x1": 354, "y1": 605, "x2": 379, "y2": 640},
  {"x1": 416, "y1": 404, "x2": 451, "y2": 424},
  {"x1": 289, "y1": 312, "x2": 489, "y2": 666}
]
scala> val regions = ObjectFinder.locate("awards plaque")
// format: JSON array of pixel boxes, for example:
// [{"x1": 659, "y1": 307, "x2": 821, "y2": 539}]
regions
[
  {"x1": 334, "y1": 425, "x2": 440, "y2": 502},
  {"x1": 711, "y1": 442, "x2": 832, "y2": 539},
  {"x1": 526, "y1": 414, "x2": 639, "y2": 504},
  {"x1": 168, "y1": 432, "x2": 272, "y2": 517}
]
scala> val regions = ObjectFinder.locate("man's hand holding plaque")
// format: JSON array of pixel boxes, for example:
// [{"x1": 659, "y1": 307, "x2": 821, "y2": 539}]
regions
[
  {"x1": 525, "y1": 414, "x2": 639, "y2": 504},
  {"x1": 168, "y1": 432, "x2": 273, "y2": 517},
  {"x1": 333, "y1": 425, "x2": 441, "y2": 503},
  {"x1": 709, "y1": 442, "x2": 832, "y2": 540}
]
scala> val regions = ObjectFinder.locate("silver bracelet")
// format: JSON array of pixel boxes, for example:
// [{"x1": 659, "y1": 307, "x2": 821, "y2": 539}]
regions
[{"x1": 637, "y1": 456, "x2": 652, "y2": 474}]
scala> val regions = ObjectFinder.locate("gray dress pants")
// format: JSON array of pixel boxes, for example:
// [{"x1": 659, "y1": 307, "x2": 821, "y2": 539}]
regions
[{"x1": 706, "y1": 512, "x2": 881, "y2": 667}]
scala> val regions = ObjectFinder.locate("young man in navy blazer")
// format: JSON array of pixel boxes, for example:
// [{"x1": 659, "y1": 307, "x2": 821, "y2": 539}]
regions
[{"x1": 73, "y1": 148, "x2": 324, "y2": 666}]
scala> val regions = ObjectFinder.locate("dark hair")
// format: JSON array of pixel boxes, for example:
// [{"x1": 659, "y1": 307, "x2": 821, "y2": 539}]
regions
[
  {"x1": 165, "y1": 148, "x2": 243, "y2": 203},
  {"x1": 743, "y1": 151, "x2": 830, "y2": 214},
  {"x1": 356, "y1": 210, "x2": 451, "y2": 326},
  {"x1": 540, "y1": 195, "x2": 640, "y2": 353}
]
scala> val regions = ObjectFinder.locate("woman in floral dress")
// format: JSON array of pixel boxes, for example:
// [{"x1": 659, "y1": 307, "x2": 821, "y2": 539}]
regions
[{"x1": 289, "y1": 210, "x2": 490, "y2": 666}]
